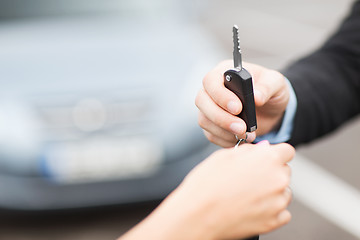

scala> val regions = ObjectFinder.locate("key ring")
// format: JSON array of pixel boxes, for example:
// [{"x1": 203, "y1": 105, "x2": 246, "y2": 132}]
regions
[{"x1": 234, "y1": 133, "x2": 248, "y2": 148}]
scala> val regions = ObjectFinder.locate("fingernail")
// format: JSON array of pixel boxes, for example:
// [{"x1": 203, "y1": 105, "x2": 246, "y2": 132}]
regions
[
  {"x1": 229, "y1": 122, "x2": 244, "y2": 135},
  {"x1": 246, "y1": 132, "x2": 257, "y2": 142},
  {"x1": 227, "y1": 101, "x2": 239, "y2": 114},
  {"x1": 256, "y1": 140, "x2": 270, "y2": 145}
]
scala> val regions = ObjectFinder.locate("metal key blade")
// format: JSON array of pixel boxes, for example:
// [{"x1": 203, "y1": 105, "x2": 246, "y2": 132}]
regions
[{"x1": 233, "y1": 25, "x2": 242, "y2": 69}]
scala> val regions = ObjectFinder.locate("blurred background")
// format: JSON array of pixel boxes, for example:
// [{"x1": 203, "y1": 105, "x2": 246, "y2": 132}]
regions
[{"x1": 0, "y1": 0, "x2": 359, "y2": 239}]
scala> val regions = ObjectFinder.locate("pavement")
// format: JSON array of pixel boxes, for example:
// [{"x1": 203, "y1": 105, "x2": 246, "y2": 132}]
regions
[{"x1": 1, "y1": 0, "x2": 360, "y2": 239}]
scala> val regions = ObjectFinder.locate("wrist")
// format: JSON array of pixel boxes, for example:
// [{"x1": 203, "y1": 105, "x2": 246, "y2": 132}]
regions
[
  {"x1": 120, "y1": 186, "x2": 215, "y2": 240},
  {"x1": 155, "y1": 186, "x2": 216, "y2": 240}
]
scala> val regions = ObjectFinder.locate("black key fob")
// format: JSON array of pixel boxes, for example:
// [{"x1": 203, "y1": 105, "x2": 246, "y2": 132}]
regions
[{"x1": 224, "y1": 68, "x2": 257, "y2": 132}]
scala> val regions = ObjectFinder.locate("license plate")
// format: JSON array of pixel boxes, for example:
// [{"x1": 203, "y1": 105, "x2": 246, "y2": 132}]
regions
[{"x1": 41, "y1": 137, "x2": 164, "y2": 184}]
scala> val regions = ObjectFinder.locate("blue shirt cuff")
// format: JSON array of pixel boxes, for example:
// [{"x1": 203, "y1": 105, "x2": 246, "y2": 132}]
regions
[{"x1": 255, "y1": 78, "x2": 297, "y2": 144}]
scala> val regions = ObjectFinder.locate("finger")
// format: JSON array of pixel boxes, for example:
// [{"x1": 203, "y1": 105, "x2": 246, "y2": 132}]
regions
[
  {"x1": 202, "y1": 60, "x2": 243, "y2": 115},
  {"x1": 203, "y1": 130, "x2": 236, "y2": 148},
  {"x1": 233, "y1": 131, "x2": 256, "y2": 145},
  {"x1": 282, "y1": 163, "x2": 292, "y2": 178},
  {"x1": 283, "y1": 187, "x2": 293, "y2": 206},
  {"x1": 245, "y1": 131, "x2": 257, "y2": 143},
  {"x1": 277, "y1": 209, "x2": 292, "y2": 226},
  {"x1": 234, "y1": 131, "x2": 257, "y2": 144},
  {"x1": 270, "y1": 143, "x2": 295, "y2": 164},
  {"x1": 269, "y1": 189, "x2": 292, "y2": 216},
  {"x1": 255, "y1": 139, "x2": 270, "y2": 146},
  {"x1": 232, "y1": 142, "x2": 256, "y2": 153},
  {"x1": 244, "y1": 63, "x2": 287, "y2": 107},
  {"x1": 256, "y1": 189, "x2": 292, "y2": 229},
  {"x1": 260, "y1": 208, "x2": 291, "y2": 234},
  {"x1": 196, "y1": 88, "x2": 247, "y2": 136},
  {"x1": 198, "y1": 112, "x2": 239, "y2": 143}
]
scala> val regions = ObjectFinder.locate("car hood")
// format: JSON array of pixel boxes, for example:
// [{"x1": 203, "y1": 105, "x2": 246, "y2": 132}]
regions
[{"x1": 0, "y1": 15, "x2": 223, "y2": 181}]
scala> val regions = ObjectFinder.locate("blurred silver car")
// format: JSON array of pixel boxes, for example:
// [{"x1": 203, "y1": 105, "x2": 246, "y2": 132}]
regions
[{"x1": 0, "y1": 0, "x2": 223, "y2": 210}]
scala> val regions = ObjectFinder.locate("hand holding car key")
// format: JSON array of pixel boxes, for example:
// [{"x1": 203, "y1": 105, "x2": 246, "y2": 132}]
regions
[{"x1": 224, "y1": 25, "x2": 257, "y2": 147}]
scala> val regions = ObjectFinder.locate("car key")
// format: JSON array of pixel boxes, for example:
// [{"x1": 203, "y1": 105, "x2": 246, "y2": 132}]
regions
[
  {"x1": 224, "y1": 25, "x2": 257, "y2": 133},
  {"x1": 226, "y1": 28, "x2": 260, "y2": 240}
]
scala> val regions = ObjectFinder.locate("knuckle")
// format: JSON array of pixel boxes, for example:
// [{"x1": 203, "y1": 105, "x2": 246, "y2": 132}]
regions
[
  {"x1": 278, "y1": 210, "x2": 292, "y2": 226},
  {"x1": 197, "y1": 113, "x2": 208, "y2": 128},
  {"x1": 283, "y1": 212, "x2": 292, "y2": 224},
  {"x1": 206, "y1": 133, "x2": 217, "y2": 144},
  {"x1": 275, "y1": 197, "x2": 288, "y2": 211},
  {"x1": 194, "y1": 89, "x2": 205, "y2": 109},
  {"x1": 281, "y1": 143, "x2": 295, "y2": 158},
  {"x1": 262, "y1": 210, "x2": 291, "y2": 233},
  {"x1": 275, "y1": 173, "x2": 290, "y2": 191},
  {"x1": 212, "y1": 114, "x2": 235, "y2": 132},
  {"x1": 280, "y1": 175, "x2": 290, "y2": 189},
  {"x1": 287, "y1": 191, "x2": 293, "y2": 204},
  {"x1": 288, "y1": 146, "x2": 296, "y2": 158},
  {"x1": 285, "y1": 164, "x2": 292, "y2": 176},
  {"x1": 202, "y1": 72, "x2": 209, "y2": 86},
  {"x1": 262, "y1": 83, "x2": 271, "y2": 94},
  {"x1": 269, "y1": 69, "x2": 284, "y2": 81},
  {"x1": 263, "y1": 219, "x2": 279, "y2": 232},
  {"x1": 202, "y1": 71, "x2": 214, "y2": 88},
  {"x1": 262, "y1": 215, "x2": 288, "y2": 232}
]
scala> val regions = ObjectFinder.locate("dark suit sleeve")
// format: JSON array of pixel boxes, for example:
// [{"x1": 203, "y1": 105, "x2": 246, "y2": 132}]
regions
[{"x1": 282, "y1": 1, "x2": 360, "y2": 146}]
